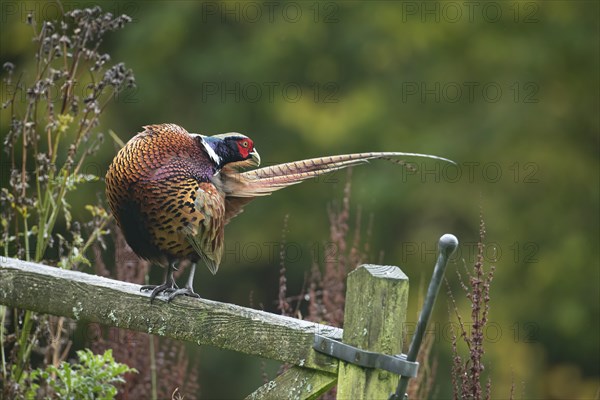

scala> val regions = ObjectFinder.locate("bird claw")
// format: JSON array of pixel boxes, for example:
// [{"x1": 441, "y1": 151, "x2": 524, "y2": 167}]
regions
[
  {"x1": 166, "y1": 287, "x2": 201, "y2": 302},
  {"x1": 141, "y1": 283, "x2": 179, "y2": 303},
  {"x1": 140, "y1": 262, "x2": 199, "y2": 303}
]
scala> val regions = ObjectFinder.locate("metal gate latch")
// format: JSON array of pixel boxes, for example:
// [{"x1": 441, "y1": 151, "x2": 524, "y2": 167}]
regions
[{"x1": 313, "y1": 334, "x2": 419, "y2": 377}]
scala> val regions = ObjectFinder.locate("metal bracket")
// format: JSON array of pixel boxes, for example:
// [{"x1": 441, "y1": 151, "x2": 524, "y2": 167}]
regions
[{"x1": 313, "y1": 334, "x2": 419, "y2": 378}]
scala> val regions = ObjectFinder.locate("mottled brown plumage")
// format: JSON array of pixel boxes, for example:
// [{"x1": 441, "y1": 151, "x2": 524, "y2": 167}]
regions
[
  {"x1": 106, "y1": 124, "x2": 225, "y2": 271},
  {"x1": 106, "y1": 123, "x2": 453, "y2": 301}
]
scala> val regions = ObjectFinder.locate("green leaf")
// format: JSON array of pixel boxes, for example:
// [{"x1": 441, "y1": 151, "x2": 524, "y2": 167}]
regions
[{"x1": 28, "y1": 349, "x2": 137, "y2": 398}]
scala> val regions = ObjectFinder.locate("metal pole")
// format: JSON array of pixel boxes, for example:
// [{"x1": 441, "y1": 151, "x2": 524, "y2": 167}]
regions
[{"x1": 391, "y1": 233, "x2": 458, "y2": 400}]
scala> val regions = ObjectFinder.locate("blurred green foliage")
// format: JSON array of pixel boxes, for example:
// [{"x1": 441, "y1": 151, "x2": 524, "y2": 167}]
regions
[
  {"x1": 26, "y1": 349, "x2": 137, "y2": 399},
  {"x1": 1, "y1": 1, "x2": 598, "y2": 398}
]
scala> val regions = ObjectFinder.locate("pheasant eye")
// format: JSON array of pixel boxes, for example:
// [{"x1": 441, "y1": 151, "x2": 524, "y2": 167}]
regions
[{"x1": 241, "y1": 141, "x2": 249, "y2": 148}]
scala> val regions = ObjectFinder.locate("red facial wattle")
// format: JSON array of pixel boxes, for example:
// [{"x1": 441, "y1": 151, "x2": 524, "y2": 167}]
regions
[{"x1": 237, "y1": 139, "x2": 253, "y2": 159}]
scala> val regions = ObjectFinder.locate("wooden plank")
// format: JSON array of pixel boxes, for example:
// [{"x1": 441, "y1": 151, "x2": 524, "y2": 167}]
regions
[
  {"x1": 0, "y1": 257, "x2": 341, "y2": 373},
  {"x1": 246, "y1": 366, "x2": 336, "y2": 400},
  {"x1": 336, "y1": 265, "x2": 409, "y2": 399}
]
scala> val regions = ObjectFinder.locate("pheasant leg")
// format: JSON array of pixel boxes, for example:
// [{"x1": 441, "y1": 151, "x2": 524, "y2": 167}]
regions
[
  {"x1": 141, "y1": 262, "x2": 179, "y2": 303},
  {"x1": 166, "y1": 263, "x2": 201, "y2": 302}
]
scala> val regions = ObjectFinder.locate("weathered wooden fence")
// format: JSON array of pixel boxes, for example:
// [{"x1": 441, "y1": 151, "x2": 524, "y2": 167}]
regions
[{"x1": 0, "y1": 258, "x2": 410, "y2": 399}]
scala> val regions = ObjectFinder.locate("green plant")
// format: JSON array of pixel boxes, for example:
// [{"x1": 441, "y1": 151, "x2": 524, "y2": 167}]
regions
[
  {"x1": 0, "y1": 5, "x2": 135, "y2": 397},
  {"x1": 25, "y1": 349, "x2": 137, "y2": 399},
  {"x1": 447, "y1": 217, "x2": 498, "y2": 400}
]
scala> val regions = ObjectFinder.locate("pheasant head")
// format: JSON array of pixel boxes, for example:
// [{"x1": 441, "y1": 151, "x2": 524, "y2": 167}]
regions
[{"x1": 197, "y1": 133, "x2": 261, "y2": 170}]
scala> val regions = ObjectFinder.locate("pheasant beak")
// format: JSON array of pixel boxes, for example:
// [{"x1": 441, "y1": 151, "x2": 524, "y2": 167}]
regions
[{"x1": 249, "y1": 149, "x2": 261, "y2": 167}]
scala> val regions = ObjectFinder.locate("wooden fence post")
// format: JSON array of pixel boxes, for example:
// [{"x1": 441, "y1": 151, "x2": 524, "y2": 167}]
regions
[{"x1": 336, "y1": 265, "x2": 409, "y2": 399}]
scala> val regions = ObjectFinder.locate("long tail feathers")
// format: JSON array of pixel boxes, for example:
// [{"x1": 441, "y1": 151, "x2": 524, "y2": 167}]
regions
[{"x1": 223, "y1": 152, "x2": 455, "y2": 197}]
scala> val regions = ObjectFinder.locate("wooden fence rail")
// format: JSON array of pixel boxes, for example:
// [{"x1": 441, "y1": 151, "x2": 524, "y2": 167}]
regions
[{"x1": 0, "y1": 257, "x2": 409, "y2": 399}]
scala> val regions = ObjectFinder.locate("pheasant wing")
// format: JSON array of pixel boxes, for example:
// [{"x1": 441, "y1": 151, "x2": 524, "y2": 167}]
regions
[
  {"x1": 184, "y1": 181, "x2": 225, "y2": 274},
  {"x1": 224, "y1": 196, "x2": 255, "y2": 225}
]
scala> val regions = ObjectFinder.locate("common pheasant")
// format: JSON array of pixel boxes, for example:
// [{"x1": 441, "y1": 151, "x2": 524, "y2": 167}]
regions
[{"x1": 105, "y1": 123, "x2": 453, "y2": 301}]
